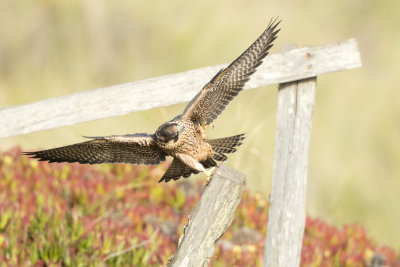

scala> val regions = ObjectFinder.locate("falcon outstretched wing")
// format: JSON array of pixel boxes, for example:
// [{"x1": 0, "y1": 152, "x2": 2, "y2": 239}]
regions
[
  {"x1": 24, "y1": 133, "x2": 166, "y2": 165},
  {"x1": 182, "y1": 18, "x2": 280, "y2": 125},
  {"x1": 158, "y1": 158, "x2": 198, "y2": 183}
]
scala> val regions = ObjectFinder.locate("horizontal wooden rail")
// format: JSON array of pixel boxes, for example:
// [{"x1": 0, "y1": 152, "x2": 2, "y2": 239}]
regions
[{"x1": 0, "y1": 39, "x2": 361, "y2": 139}]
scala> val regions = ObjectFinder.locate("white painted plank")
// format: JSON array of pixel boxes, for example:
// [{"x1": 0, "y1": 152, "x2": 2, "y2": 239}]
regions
[
  {"x1": 167, "y1": 164, "x2": 246, "y2": 267},
  {"x1": 0, "y1": 39, "x2": 361, "y2": 139},
  {"x1": 263, "y1": 77, "x2": 316, "y2": 267}
]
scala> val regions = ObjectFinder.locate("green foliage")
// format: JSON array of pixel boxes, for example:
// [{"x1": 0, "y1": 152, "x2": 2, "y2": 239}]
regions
[{"x1": 0, "y1": 147, "x2": 399, "y2": 266}]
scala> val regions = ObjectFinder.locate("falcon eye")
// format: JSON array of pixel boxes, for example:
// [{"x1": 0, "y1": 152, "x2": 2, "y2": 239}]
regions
[{"x1": 156, "y1": 123, "x2": 184, "y2": 143}]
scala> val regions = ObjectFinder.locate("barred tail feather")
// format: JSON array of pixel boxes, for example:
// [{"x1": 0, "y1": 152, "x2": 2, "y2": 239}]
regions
[{"x1": 206, "y1": 133, "x2": 245, "y2": 162}]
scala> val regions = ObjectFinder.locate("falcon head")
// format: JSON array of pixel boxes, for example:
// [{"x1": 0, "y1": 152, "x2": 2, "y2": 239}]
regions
[{"x1": 155, "y1": 122, "x2": 184, "y2": 145}]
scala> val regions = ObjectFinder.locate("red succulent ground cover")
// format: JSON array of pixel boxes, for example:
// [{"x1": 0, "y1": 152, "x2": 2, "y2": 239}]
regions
[{"x1": 0, "y1": 147, "x2": 399, "y2": 266}]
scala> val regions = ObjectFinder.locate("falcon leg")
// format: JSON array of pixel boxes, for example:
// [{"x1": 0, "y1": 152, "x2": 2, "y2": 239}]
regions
[{"x1": 176, "y1": 153, "x2": 214, "y2": 182}]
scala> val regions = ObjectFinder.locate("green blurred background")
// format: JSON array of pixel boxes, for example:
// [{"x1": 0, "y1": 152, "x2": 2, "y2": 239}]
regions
[{"x1": 1, "y1": 1, "x2": 399, "y2": 247}]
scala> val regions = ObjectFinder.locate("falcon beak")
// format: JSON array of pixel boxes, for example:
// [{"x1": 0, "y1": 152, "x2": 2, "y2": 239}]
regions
[{"x1": 177, "y1": 125, "x2": 184, "y2": 133}]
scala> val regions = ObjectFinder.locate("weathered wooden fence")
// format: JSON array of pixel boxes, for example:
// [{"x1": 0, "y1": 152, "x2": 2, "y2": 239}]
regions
[{"x1": 0, "y1": 39, "x2": 361, "y2": 266}]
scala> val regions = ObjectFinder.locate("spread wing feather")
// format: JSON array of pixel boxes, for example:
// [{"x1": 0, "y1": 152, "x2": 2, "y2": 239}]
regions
[
  {"x1": 182, "y1": 18, "x2": 280, "y2": 124},
  {"x1": 23, "y1": 133, "x2": 166, "y2": 165},
  {"x1": 207, "y1": 133, "x2": 245, "y2": 161},
  {"x1": 159, "y1": 158, "x2": 198, "y2": 183}
]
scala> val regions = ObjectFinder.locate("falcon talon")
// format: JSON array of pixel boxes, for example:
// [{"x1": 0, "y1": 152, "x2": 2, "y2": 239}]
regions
[
  {"x1": 204, "y1": 167, "x2": 216, "y2": 186},
  {"x1": 199, "y1": 121, "x2": 212, "y2": 139},
  {"x1": 23, "y1": 19, "x2": 281, "y2": 182},
  {"x1": 204, "y1": 167, "x2": 216, "y2": 178}
]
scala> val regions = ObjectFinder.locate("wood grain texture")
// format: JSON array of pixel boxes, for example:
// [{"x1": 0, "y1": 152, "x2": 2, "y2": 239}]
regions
[
  {"x1": 263, "y1": 76, "x2": 316, "y2": 267},
  {"x1": 0, "y1": 39, "x2": 361, "y2": 139},
  {"x1": 167, "y1": 164, "x2": 246, "y2": 267}
]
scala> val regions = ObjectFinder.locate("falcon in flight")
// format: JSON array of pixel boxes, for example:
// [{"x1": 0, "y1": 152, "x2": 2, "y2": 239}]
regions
[{"x1": 25, "y1": 19, "x2": 280, "y2": 182}]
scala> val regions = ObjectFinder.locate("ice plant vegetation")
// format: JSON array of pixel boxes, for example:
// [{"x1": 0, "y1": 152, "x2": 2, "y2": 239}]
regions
[{"x1": 0, "y1": 147, "x2": 399, "y2": 266}]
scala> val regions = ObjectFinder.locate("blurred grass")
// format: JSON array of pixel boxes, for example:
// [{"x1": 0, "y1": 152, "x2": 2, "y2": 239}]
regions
[{"x1": 1, "y1": 0, "x2": 399, "y2": 248}]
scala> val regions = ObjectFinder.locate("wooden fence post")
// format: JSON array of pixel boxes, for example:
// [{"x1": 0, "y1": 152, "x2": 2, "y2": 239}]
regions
[
  {"x1": 263, "y1": 45, "x2": 317, "y2": 266},
  {"x1": 167, "y1": 164, "x2": 246, "y2": 267}
]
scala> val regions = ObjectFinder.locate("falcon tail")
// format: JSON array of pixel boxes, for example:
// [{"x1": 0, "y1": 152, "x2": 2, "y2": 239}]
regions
[{"x1": 206, "y1": 133, "x2": 245, "y2": 162}]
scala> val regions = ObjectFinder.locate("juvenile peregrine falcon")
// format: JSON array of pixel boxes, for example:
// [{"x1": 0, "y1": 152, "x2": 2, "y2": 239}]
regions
[{"x1": 24, "y1": 19, "x2": 280, "y2": 182}]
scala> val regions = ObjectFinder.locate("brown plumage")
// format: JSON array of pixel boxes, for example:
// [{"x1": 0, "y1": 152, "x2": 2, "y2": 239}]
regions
[{"x1": 24, "y1": 19, "x2": 280, "y2": 182}]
